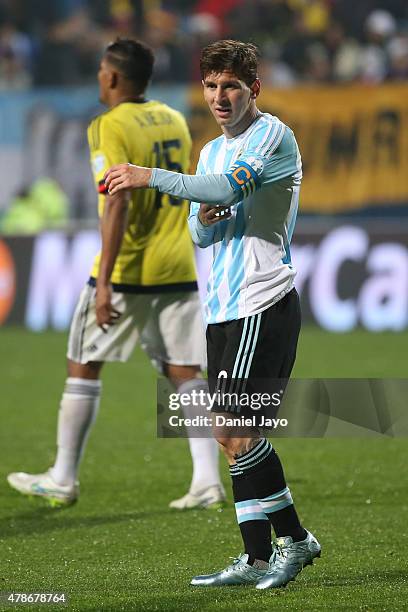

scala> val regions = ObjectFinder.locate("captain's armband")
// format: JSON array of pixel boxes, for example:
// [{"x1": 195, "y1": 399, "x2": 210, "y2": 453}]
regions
[{"x1": 225, "y1": 158, "x2": 263, "y2": 198}]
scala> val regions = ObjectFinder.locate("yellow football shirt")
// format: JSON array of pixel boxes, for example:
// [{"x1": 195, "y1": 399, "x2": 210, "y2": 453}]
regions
[{"x1": 88, "y1": 100, "x2": 197, "y2": 290}]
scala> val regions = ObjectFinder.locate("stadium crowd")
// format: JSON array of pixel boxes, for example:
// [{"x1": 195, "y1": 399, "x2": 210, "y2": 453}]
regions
[{"x1": 0, "y1": 0, "x2": 407, "y2": 90}]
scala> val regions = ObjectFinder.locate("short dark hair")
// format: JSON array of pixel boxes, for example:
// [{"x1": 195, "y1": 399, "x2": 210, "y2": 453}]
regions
[
  {"x1": 104, "y1": 38, "x2": 154, "y2": 93},
  {"x1": 200, "y1": 40, "x2": 260, "y2": 86}
]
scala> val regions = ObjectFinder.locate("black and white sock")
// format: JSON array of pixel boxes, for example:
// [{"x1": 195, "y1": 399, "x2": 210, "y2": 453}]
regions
[{"x1": 235, "y1": 439, "x2": 307, "y2": 542}]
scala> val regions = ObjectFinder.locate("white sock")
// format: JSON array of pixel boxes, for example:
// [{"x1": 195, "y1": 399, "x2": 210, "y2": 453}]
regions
[
  {"x1": 50, "y1": 377, "x2": 101, "y2": 486},
  {"x1": 177, "y1": 378, "x2": 221, "y2": 494}
]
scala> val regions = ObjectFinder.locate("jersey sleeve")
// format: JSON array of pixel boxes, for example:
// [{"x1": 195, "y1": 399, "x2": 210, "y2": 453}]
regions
[
  {"x1": 188, "y1": 153, "x2": 216, "y2": 247},
  {"x1": 225, "y1": 123, "x2": 301, "y2": 199},
  {"x1": 87, "y1": 115, "x2": 128, "y2": 195},
  {"x1": 189, "y1": 155, "x2": 205, "y2": 218}
]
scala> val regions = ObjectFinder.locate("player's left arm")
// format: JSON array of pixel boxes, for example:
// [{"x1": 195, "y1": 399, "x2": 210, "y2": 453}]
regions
[
  {"x1": 103, "y1": 128, "x2": 296, "y2": 204},
  {"x1": 104, "y1": 164, "x2": 240, "y2": 205}
]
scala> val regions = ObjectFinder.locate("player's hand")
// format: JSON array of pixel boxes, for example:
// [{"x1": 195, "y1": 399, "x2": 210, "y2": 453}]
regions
[
  {"x1": 104, "y1": 164, "x2": 152, "y2": 195},
  {"x1": 95, "y1": 283, "x2": 121, "y2": 332},
  {"x1": 198, "y1": 204, "x2": 231, "y2": 226}
]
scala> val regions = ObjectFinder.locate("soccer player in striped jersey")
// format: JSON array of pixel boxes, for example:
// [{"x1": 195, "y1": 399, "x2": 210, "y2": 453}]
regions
[
  {"x1": 104, "y1": 39, "x2": 321, "y2": 590},
  {"x1": 7, "y1": 39, "x2": 225, "y2": 512}
]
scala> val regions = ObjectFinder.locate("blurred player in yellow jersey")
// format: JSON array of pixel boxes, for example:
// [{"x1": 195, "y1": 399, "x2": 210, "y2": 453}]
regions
[{"x1": 7, "y1": 39, "x2": 225, "y2": 510}]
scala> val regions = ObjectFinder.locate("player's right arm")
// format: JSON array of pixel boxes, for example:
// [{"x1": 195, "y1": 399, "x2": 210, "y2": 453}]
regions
[
  {"x1": 88, "y1": 115, "x2": 130, "y2": 330},
  {"x1": 187, "y1": 157, "x2": 231, "y2": 247},
  {"x1": 96, "y1": 190, "x2": 129, "y2": 330},
  {"x1": 188, "y1": 201, "x2": 232, "y2": 248}
]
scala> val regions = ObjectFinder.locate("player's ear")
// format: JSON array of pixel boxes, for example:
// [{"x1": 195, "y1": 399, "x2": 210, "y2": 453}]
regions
[
  {"x1": 250, "y1": 79, "x2": 261, "y2": 99},
  {"x1": 110, "y1": 70, "x2": 118, "y2": 89}
]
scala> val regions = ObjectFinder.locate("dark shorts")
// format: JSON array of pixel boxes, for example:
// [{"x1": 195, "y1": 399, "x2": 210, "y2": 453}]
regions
[{"x1": 206, "y1": 288, "x2": 301, "y2": 422}]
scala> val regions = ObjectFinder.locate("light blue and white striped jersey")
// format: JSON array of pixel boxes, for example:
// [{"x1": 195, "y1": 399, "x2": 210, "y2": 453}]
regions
[{"x1": 189, "y1": 112, "x2": 302, "y2": 324}]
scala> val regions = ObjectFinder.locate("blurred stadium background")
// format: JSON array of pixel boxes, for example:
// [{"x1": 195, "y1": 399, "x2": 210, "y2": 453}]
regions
[
  {"x1": 0, "y1": 1, "x2": 407, "y2": 610},
  {"x1": 0, "y1": 0, "x2": 407, "y2": 333}
]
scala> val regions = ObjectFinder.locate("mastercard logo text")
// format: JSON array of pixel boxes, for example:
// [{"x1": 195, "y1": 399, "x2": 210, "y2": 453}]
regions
[{"x1": 0, "y1": 240, "x2": 16, "y2": 324}]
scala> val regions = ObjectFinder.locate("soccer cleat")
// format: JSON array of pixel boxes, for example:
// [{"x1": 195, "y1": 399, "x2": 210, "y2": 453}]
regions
[
  {"x1": 191, "y1": 554, "x2": 268, "y2": 586},
  {"x1": 256, "y1": 530, "x2": 321, "y2": 589},
  {"x1": 7, "y1": 470, "x2": 79, "y2": 507},
  {"x1": 169, "y1": 484, "x2": 226, "y2": 510}
]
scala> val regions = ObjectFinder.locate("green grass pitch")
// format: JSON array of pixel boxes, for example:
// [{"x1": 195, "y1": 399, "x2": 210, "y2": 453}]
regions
[{"x1": 0, "y1": 327, "x2": 407, "y2": 611}]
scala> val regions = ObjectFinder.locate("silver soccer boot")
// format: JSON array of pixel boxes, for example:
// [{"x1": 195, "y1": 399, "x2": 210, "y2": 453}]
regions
[
  {"x1": 256, "y1": 530, "x2": 321, "y2": 589},
  {"x1": 191, "y1": 553, "x2": 268, "y2": 586}
]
